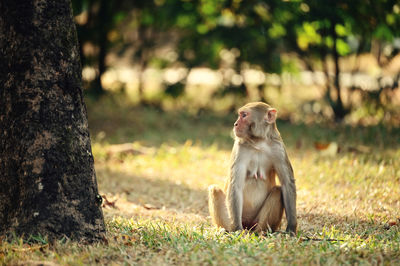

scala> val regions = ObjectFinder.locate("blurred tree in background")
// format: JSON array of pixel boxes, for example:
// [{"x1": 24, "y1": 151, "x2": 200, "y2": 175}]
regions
[
  {"x1": 71, "y1": 0, "x2": 400, "y2": 122},
  {"x1": 72, "y1": 0, "x2": 127, "y2": 96},
  {"x1": 284, "y1": 0, "x2": 400, "y2": 120}
]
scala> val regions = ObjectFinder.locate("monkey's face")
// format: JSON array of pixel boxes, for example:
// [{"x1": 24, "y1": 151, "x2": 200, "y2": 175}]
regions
[{"x1": 234, "y1": 110, "x2": 251, "y2": 138}]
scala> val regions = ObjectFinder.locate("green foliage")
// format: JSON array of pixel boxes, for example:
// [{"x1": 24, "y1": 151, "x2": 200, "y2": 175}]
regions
[
  {"x1": 72, "y1": 0, "x2": 400, "y2": 119},
  {"x1": 374, "y1": 24, "x2": 394, "y2": 42}
]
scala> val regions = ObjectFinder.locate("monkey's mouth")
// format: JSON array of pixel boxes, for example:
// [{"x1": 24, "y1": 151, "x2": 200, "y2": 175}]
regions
[{"x1": 233, "y1": 128, "x2": 243, "y2": 137}]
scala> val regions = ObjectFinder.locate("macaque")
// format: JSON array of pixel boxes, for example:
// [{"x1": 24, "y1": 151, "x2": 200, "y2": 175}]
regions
[{"x1": 208, "y1": 102, "x2": 297, "y2": 234}]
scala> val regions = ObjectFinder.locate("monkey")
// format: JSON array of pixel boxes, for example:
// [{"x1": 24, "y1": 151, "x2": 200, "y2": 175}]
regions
[{"x1": 208, "y1": 102, "x2": 297, "y2": 234}]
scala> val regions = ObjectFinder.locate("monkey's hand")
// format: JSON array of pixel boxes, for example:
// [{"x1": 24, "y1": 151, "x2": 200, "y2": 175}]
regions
[{"x1": 226, "y1": 163, "x2": 246, "y2": 233}]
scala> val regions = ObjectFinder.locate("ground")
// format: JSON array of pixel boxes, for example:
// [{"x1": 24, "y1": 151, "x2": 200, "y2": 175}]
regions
[{"x1": 1, "y1": 95, "x2": 399, "y2": 265}]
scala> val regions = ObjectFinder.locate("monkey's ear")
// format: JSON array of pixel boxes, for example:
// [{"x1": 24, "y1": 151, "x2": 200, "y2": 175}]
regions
[{"x1": 266, "y1": 108, "x2": 277, "y2": 124}]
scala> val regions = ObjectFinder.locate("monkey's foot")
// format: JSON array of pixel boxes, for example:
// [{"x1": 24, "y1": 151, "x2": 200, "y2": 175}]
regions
[{"x1": 208, "y1": 185, "x2": 224, "y2": 197}]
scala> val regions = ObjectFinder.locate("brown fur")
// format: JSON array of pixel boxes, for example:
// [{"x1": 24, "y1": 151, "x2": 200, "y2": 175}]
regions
[{"x1": 208, "y1": 102, "x2": 297, "y2": 234}]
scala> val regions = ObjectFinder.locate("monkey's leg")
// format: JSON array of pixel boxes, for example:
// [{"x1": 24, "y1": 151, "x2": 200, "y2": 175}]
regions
[
  {"x1": 208, "y1": 185, "x2": 231, "y2": 230},
  {"x1": 254, "y1": 186, "x2": 284, "y2": 233}
]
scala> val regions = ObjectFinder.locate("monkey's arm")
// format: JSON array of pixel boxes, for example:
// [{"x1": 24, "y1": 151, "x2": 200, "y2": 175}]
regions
[
  {"x1": 274, "y1": 148, "x2": 297, "y2": 234},
  {"x1": 226, "y1": 160, "x2": 247, "y2": 231}
]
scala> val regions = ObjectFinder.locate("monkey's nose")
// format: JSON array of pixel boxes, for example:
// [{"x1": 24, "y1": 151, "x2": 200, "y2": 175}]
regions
[{"x1": 234, "y1": 122, "x2": 238, "y2": 127}]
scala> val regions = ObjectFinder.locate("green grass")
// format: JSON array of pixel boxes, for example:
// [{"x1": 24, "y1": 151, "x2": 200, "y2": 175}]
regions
[{"x1": 1, "y1": 95, "x2": 400, "y2": 265}]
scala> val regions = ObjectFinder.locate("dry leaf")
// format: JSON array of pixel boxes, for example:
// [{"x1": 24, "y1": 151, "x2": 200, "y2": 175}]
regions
[
  {"x1": 143, "y1": 203, "x2": 159, "y2": 210},
  {"x1": 388, "y1": 220, "x2": 398, "y2": 226},
  {"x1": 314, "y1": 142, "x2": 330, "y2": 150},
  {"x1": 315, "y1": 142, "x2": 339, "y2": 156},
  {"x1": 102, "y1": 195, "x2": 118, "y2": 209}
]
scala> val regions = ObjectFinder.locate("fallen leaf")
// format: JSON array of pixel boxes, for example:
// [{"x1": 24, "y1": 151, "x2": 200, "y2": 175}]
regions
[
  {"x1": 314, "y1": 142, "x2": 330, "y2": 150},
  {"x1": 388, "y1": 220, "x2": 398, "y2": 226},
  {"x1": 315, "y1": 142, "x2": 339, "y2": 156},
  {"x1": 143, "y1": 203, "x2": 159, "y2": 210},
  {"x1": 102, "y1": 195, "x2": 118, "y2": 209}
]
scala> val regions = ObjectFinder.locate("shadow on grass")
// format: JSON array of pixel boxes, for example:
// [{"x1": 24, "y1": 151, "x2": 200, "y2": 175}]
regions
[
  {"x1": 97, "y1": 168, "x2": 390, "y2": 237},
  {"x1": 97, "y1": 168, "x2": 209, "y2": 217}
]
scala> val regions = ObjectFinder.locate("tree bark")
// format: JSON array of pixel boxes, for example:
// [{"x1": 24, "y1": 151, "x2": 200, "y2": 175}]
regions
[
  {"x1": 331, "y1": 22, "x2": 347, "y2": 120},
  {"x1": 90, "y1": 0, "x2": 109, "y2": 96},
  {"x1": 0, "y1": 0, "x2": 106, "y2": 241}
]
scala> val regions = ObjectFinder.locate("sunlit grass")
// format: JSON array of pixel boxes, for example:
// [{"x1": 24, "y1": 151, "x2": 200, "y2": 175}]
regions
[
  {"x1": 1, "y1": 95, "x2": 399, "y2": 265},
  {"x1": 2, "y1": 217, "x2": 399, "y2": 264}
]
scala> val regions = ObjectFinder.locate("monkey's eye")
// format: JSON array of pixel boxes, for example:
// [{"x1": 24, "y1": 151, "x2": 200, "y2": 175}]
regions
[{"x1": 241, "y1": 112, "x2": 247, "y2": 118}]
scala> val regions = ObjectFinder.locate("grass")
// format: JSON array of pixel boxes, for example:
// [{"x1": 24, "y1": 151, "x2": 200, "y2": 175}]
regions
[{"x1": 1, "y1": 95, "x2": 400, "y2": 265}]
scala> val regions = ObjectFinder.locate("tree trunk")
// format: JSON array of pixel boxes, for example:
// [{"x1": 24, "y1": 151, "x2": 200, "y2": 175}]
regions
[
  {"x1": 90, "y1": 0, "x2": 109, "y2": 96},
  {"x1": 331, "y1": 23, "x2": 347, "y2": 120},
  {"x1": 0, "y1": 0, "x2": 106, "y2": 242}
]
